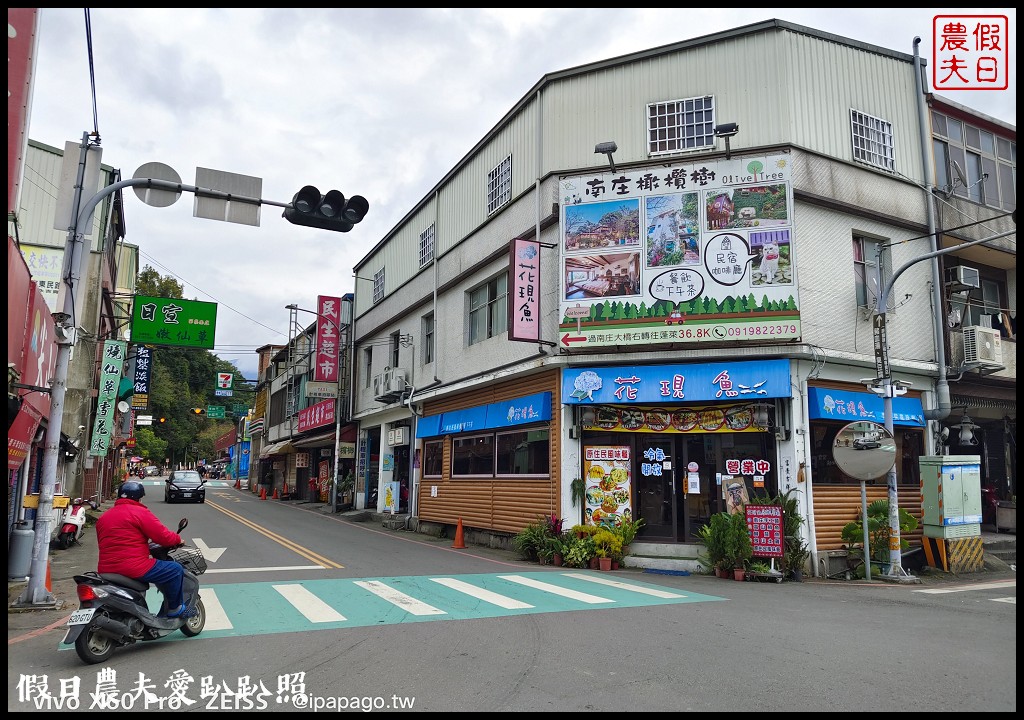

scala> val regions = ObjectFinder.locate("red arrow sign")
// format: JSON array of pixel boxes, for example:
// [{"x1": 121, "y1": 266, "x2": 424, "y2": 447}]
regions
[{"x1": 561, "y1": 333, "x2": 587, "y2": 346}]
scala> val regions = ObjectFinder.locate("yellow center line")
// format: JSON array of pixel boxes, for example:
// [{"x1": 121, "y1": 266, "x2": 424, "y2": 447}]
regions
[{"x1": 206, "y1": 500, "x2": 344, "y2": 569}]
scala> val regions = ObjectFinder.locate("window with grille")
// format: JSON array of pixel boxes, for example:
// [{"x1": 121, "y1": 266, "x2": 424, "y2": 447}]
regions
[
  {"x1": 372, "y1": 268, "x2": 385, "y2": 304},
  {"x1": 487, "y1": 155, "x2": 512, "y2": 215},
  {"x1": 932, "y1": 110, "x2": 1015, "y2": 212},
  {"x1": 390, "y1": 331, "x2": 400, "y2": 368},
  {"x1": 363, "y1": 347, "x2": 372, "y2": 388},
  {"x1": 468, "y1": 274, "x2": 508, "y2": 345},
  {"x1": 419, "y1": 224, "x2": 435, "y2": 267},
  {"x1": 422, "y1": 313, "x2": 434, "y2": 364},
  {"x1": 850, "y1": 109, "x2": 896, "y2": 172},
  {"x1": 647, "y1": 96, "x2": 715, "y2": 156}
]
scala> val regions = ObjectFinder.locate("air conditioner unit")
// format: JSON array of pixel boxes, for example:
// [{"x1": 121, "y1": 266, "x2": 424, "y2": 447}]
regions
[
  {"x1": 962, "y1": 325, "x2": 1003, "y2": 367},
  {"x1": 945, "y1": 265, "x2": 980, "y2": 290},
  {"x1": 389, "y1": 368, "x2": 407, "y2": 394}
]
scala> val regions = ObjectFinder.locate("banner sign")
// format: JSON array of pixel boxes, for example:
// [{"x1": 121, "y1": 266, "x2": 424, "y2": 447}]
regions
[
  {"x1": 131, "y1": 346, "x2": 152, "y2": 409},
  {"x1": 509, "y1": 238, "x2": 540, "y2": 342},
  {"x1": 314, "y1": 295, "x2": 342, "y2": 382},
  {"x1": 8, "y1": 402, "x2": 43, "y2": 470},
  {"x1": 746, "y1": 504, "x2": 784, "y2": 558},
  {"x1": 297, "y1": 398, "x2": 335, "y2": 433},
  {"x1": 89, "y1": 340, "x2": 127, "y2": 456},
  {"x1": 18, "y1": 245, "x2": 64, "y2": 313},
  {"x1": 582, "y1": 403, "x2": 768, "y2": 434},
  {"x1": 558, "y1": 154, "x2": 798, "y2": 350},
  {"x1": 131, "y1": 295, "x2": 218, "y2": 349}
]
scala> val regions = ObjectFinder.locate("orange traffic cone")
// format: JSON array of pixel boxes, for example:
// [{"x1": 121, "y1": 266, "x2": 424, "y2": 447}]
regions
[
  {"x1": 260, "y1": 487, "x2": 267, "y2": 500},
  {"x1": 452, "y1": 518, "x2": 466, "y2": 549},
  {"x1": 45, "y1": 559, "x2": 52, "y2": 592},
  {"x1": 272, "y1": 487, "x2": 279, "y2": 499},
  {"x1": 234, "y1": 478, "x2": 241, "y2": 489}
]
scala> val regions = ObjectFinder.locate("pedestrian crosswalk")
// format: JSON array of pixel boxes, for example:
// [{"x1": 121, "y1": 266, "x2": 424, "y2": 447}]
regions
[{"x1": 153, "y1": 571, "x2": 723, "y2": 640}]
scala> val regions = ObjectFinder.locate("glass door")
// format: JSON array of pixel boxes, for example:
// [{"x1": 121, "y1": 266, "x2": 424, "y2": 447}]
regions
[{"x1": 636, "y1": 436, "x2": 676, "y2": 540}]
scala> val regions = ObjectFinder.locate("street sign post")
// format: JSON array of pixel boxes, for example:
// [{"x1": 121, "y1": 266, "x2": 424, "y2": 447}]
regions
[
  {"x1": 206, "y1": 406, "x2": 226, "y2": 419},
  {"x1": 872, "y1": 313, "x2": 890, "y2": 380}
]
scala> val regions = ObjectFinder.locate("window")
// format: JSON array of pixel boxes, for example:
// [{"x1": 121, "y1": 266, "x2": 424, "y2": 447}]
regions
[
  {"x1": 419, "y1": 224, "x2": 435, "y2": 268},
  {"x1": 495, "y1": 429, "x2": 550, "y2": 476},
  {"x1": 363, "y1": 347, "x2": 372, "y2": 388},
  {"x1": 372, "y1": 268, "x2": 385, "y2": 304},
  {"x1": 451, "y1": 434, "x2": 495, "y2": 476},
  {"x1": 390, "y1": 331, "x2": 400, "y2": 368},
  {"x1": 647, "y1": 96, "x2": 715, "y2": 155},
  {"x1": 422, "y1": 313, "x2": 434, "y2": 364},
  {"x1": 447, "y1": 425, "x2": 551, "y2": 478},
  {"x1": 422, "y1": 439, "x2": 443, "y2": 477},
  {"x1": 469, "y1": 274, "x2": 508, "y2": 345},
  {"x1": 487, "y1": 155, "x2": 512, "y2": 215},
  {"x1": 850, "y1": 109, "x2": 895, "y2": 172},
  {"x1": 933, "y1": 110, "x2": 1015, "y2": 212},
  {"x1": 964, "y1": 278, "x2": 1002, "y2": 328},
  {"x1": 852, "y1": 235, "x2": 892, "y2": 311}
]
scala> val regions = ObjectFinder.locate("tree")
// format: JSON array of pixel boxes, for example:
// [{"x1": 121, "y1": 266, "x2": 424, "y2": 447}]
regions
[{"x1": 137, "y1": 266, "x2": 184, "y2": 298}]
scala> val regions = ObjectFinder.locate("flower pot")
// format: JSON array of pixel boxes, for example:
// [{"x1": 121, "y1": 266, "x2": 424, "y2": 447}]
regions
[
  {"x1": 589, "y1": 557, "x2": 599, "y2": 570},
  {"x1": 611, "y1": 560, "x2": 620, "y2": 570},
  {"x1": 733, "y1": 568, "x2": 746, "y2": 581},
  {"x1": 552, "y1": 553, "x2": 564, "y2": 567},
  {"x1": 599, "y1": 557, "x2": 612, "y2": 571},
  {"x1": 791, "y1": 568, "x2": 803, "y2": 582}
]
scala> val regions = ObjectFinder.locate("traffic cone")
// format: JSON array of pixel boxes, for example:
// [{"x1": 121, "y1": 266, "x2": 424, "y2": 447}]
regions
[
  {"x1": 452, "y1": 518, "x2": 466, "y2": 549},
  {"x1": 260, "y1": 487, "x2": 266, "y2": 500},
  {"x1": 45, "y1": 559, "x2": 52, "y2": 592},
  {"x1": 272, "y1": 487, "x2": 279, "y2": 499},
  {"x1": 234, "y1": 478, "x2": 241, "y2": 490}
]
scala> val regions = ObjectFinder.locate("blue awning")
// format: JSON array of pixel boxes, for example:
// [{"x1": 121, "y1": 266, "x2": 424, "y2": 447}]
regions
[
  {"x1": 415, "y1": 413, "x2": 442, "y2": 439},
  {"x1": 807, "y1": 387, "x2": 926, "y2": 427},
  {"x1": 415, "y1": 392, "x2": 553, "y2": 438}
]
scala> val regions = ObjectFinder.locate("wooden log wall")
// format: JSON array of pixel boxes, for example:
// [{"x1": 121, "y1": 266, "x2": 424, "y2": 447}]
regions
[
  {"x1": 417, "y1": 369, "x2": 561, "y2": 534},
  {"x1": 811, "y1": 485, "x2": 924, "y2": 552}
]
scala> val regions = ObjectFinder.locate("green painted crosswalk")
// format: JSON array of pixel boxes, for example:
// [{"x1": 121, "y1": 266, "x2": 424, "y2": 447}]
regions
[{"x1": 159, "y1": 571, "x2": 724, "y2": 640}]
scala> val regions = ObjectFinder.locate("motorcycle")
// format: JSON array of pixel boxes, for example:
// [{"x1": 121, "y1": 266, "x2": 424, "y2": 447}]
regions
[
  {"x1": 54, "y1": 495, "x2": 98, "y2": 550},
  {"x1": 62, "y1": 518, "x2": 208, "y2": 665}
]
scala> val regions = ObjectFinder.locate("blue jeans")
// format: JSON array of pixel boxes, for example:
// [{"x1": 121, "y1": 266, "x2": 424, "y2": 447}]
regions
[{"x1": 140, "y1": 559, "x2": 184, "y2": 612}]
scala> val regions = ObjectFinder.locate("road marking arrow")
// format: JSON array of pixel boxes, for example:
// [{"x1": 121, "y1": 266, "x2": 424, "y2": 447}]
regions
[{"x1": 193, "y1": 537, "x2": 226, "y2": 563}]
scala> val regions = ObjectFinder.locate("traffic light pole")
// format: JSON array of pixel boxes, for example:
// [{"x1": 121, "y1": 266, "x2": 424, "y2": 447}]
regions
[
  {"x1": 870, "y1": 223, "x2": 1015, "y2": 582},
  {"x1": 16, "y1": 161, "x2": 300, "y2": 607}
]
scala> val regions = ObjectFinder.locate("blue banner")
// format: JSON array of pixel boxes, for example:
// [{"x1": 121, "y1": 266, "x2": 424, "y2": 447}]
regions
[
  {"x1": 806, "y1": 387, "x2": 925, "y2": 427},
  {"x1": 562, "y1": 360, "x2": 791, "y2": 404}
]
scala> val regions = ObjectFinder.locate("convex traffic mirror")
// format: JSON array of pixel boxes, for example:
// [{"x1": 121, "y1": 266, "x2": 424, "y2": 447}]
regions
[{"x1": 832, "y1": 420, "x2": 896, "y2": 481}]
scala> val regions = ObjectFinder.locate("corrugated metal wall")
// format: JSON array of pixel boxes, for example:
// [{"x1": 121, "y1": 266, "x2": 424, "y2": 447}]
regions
[{"x1": 416, "y1": 370, "x2": 561, "y2": 534}]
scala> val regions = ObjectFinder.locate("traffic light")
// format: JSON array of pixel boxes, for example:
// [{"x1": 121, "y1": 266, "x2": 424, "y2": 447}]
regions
[
  {"x1": 159, "y1": 417, "x2": 166, "y2": 424},
  {"x1": 192, "y1": 408, "x2": 205, "y2": 415},
  {"x1": 283, "y1": 185, "x2": 369, "y2": 232}
]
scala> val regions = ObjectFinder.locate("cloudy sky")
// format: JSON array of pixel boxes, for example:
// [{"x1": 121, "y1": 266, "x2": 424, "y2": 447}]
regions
[{"x1": 24, "y1": 8, "x2": 1016, "y2": 379}]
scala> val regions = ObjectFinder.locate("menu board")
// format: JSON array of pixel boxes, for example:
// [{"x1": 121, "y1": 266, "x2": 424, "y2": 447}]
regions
[{"x1": 583, "y1": 445, "x2": 632, "y2": 528}]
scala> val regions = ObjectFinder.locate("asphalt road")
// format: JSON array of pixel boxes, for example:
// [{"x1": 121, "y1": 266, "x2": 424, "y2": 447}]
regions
[{"x1": 8, "y1": 483, "x2": 1016, "y2": 712}]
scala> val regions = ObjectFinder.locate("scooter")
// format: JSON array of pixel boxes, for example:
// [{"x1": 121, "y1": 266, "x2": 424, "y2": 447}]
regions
[
  {"x1": 62, "y1": 518, "x2": 207, "y2": 665},
  {"x1": 54, "y1": 495, "x2": 98, "y2": 550}
]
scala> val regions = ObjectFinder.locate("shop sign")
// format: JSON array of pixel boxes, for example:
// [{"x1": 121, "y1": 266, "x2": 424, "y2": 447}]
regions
[
  {"x1": 582, "y1": 403, "x2": 768, "y2": 433},
  {"x1": 563, "y1": 360, "x2": 790, "y2": 404},
  {"x1": 295, "y1": 452, "x2": 309, "y2": 468},
  {"x1": 88, "y1": 340, "x2": 127, "y2": 456},
  {"x1": 297, "y1": 398, "x2": 335, "y2": 432},
  {"x1": 746, "y1": 505, "x2": 783, "y2": 558},
  {"x1": 131, "y1": 296, "x2": 218, "y2": 349},
  {"x1": 509, "y1": 238, "x2": 540, "y2": 342},
  {"x1": 583, "y1": 446, "x2": 631, "y2": 527},
  {"x1": 314, "y1": 295, "x2": 342, "y2": 382}
]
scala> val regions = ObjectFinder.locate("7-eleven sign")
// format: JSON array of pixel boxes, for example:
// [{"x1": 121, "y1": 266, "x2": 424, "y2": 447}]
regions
[{"x1": 215, "y1": 372, "x2": 234, "y2": 397}]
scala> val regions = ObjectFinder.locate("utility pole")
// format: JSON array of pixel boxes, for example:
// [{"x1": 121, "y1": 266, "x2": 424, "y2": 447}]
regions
[{"x1": 869, "y1": 222, "x2": 1015, "y2": 581}]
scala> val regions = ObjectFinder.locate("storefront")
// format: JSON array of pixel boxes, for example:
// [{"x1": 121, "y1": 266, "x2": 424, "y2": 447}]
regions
[
  {"x1": 805, "y1": 383, "x2": 927, "y2": 552},
  {"x1": 415, "y1": 370, "x2": 560, "y2": 535},
  {"x1": 563, "y1": 360, "x2": 792, "y2": 543}
]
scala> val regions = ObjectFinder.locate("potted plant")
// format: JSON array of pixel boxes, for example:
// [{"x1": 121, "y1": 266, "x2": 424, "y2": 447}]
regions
[
  {"x1": 593, "y1": 529, "x2": 622, "y2": 571},
  {"x1": 696, "y1": 514, "x2": 729, "y2": 577},
  {"x1": 615, "y1": 517, "x2": 645, "y2": 561},
  {"x1": 570, "y1": 477, "x2": 587, "y2": 524},
  {"x1": 564, "y1": 535, "x2": 595, "y2": 568},
  {"x1": 512, "y1": 518, "x2": 548, "y2": 562},
  {"x1": 841, "y1": 499, "x2": 919, "y2": 577},
  {"x1": 730, "y1": 511, "x2": 753, "y2": 580}
]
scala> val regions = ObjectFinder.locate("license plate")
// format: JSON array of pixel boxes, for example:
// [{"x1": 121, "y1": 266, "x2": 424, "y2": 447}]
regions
[
  {"x1": 68, "y1": 608, "x2": 96, "y2": 625},
  {"x1": 182, "y1": 492, "x2": 192, "y2": 498}
]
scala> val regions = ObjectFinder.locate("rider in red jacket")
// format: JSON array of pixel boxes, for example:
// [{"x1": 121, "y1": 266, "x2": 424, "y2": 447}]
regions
[{"x1": 96, "y1": 481, "x2": 189, "y2": 617}]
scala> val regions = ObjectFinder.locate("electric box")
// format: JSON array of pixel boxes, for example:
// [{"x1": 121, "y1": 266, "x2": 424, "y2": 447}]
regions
[{"x1": 920, "y1": 455, "x2": 982, "y2": 539}]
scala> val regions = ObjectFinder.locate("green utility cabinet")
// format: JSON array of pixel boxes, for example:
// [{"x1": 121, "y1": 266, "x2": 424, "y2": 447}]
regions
[{"x1": 920, "y1": 455, "x2": 982, "y2": 539}]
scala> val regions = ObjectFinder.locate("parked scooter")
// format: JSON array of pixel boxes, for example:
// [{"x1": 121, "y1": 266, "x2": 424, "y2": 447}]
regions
[
  {"x1": 62, "y1": 518, "x2": 207, "y2": 665},
  {"x1": 54, "y1": 495, "x2": 98, "y2": 550}
]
